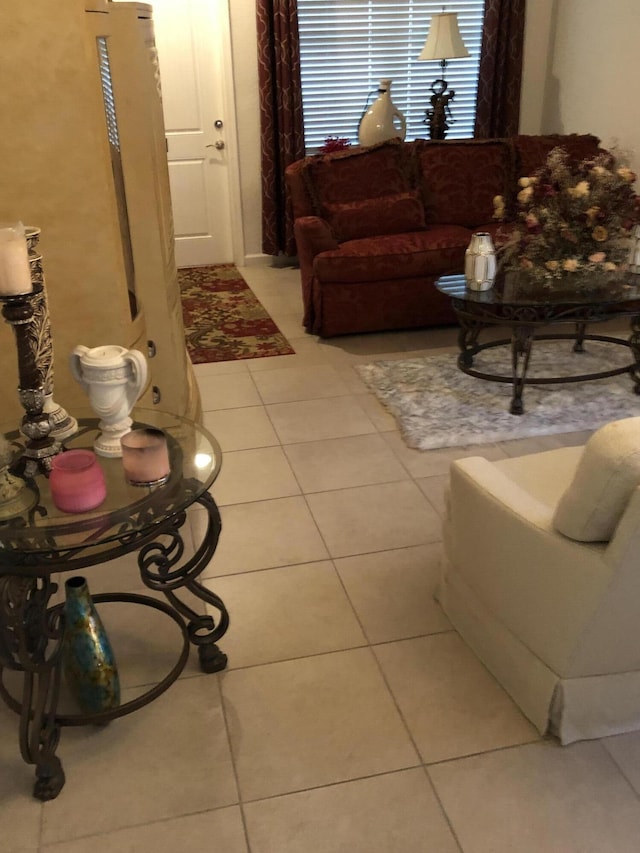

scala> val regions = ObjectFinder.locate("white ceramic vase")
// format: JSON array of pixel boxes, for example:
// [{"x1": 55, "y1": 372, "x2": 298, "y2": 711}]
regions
[
  {"x1": 465, "y1": 232, "x2": 497, "y2": 291},
  {"x1": 358, "y1": 79, "x2": 406, "y2": 147},
  {"x1": 628, "y1": 225, "x2": 640, "y2": 273},
  {"x1": 70, "y1": 345, "x2": 148, "y2": 457}
]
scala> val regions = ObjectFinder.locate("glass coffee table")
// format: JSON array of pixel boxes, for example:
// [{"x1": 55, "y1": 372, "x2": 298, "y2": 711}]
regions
[
  {"x1": 436, "y1": 272, "x2": 640, "y2": 414},
  {"x1": 0, "y1": 408, "x2": 228, "y2": 800}
]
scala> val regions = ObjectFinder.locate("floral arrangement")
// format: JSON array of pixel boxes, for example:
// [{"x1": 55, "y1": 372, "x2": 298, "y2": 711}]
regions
[
  {"x1": 493, "y1": 147, "x2": 639, "y2": 285},
  {"x1": 318, "y1": 136, "x2": 351, "y2": 154}
]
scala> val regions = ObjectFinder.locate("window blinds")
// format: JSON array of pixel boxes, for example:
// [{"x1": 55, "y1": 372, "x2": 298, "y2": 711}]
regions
[{"x1": 298, "y1": 1, "x2": 486, "y2": 151}]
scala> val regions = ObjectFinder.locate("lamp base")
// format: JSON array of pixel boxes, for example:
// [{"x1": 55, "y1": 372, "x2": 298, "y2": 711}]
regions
[{"x1": 425, "y1": 78, "x2": 456, "y2": 140}]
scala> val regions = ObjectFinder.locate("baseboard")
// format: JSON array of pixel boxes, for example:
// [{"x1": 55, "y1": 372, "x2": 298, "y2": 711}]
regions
[{"x1": 241, "y1": 253, "x2": 272, "y2": 267}]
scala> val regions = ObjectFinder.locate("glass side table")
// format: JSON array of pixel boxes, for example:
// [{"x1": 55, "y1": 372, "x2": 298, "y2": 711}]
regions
[{"x1": 0, "y1": 408, "x2": 229, "y2": 801}]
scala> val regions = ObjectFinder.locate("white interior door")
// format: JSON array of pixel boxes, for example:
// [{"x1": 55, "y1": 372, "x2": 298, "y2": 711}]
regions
[{"x1": 149, "y1": 0, "x2": 237, "y2": 268}]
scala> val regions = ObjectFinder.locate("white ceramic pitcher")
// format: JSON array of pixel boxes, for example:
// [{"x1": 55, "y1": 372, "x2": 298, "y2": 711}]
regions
[{"x1": 70, "y1": 345, "x2": 148, "y2": 457}]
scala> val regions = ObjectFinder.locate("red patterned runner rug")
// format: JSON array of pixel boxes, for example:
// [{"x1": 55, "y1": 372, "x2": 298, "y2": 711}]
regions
[{"x1": 179, "y1": 263, "x2": 295, "y2": 364}]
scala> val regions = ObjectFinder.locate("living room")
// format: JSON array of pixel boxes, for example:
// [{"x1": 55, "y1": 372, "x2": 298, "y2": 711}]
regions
[{"x1": 2, "y1": 2, "x2": 640, "y2": 852}]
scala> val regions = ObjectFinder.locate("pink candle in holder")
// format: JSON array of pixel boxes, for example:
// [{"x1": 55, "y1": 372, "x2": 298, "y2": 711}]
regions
[
  {"x1": 49, "y1": 450, "x2": 107, "y2": 513},
  {"x1": 120, "y1": 428, "x2": 170, "y2": 486}
]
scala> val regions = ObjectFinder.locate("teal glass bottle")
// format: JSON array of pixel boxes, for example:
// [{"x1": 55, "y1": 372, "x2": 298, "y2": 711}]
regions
[{"x1": 62, "y1": 576, "x2": 120, "y2": 714}]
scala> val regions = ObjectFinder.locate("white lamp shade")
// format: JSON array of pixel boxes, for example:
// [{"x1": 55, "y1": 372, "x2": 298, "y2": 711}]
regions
[{"x1": 418, "y1": 12, "x2": 470, "y2": 61}]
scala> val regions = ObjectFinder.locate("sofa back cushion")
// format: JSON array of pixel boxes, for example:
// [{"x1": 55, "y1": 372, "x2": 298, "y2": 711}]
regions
[
  {"x1": 301, "y1": 140, "x2": 425, "y2": 241},
  {"x1": 412, "y1": 138, "x2": 516, "y2": 228},
  {"x1": 514, "y1": 134, "x2": 602, "y2": 179},
  {"x1": 552, "y1": 417, "x2": 640, "y2": 542}
]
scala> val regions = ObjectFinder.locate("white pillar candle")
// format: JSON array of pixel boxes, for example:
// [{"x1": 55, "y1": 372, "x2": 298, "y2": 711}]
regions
[{"x1": 0, "y1": 223, "x2": 33, "y2": 296}]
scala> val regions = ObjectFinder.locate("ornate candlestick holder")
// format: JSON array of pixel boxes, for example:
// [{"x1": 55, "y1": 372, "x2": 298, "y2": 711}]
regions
[
  {"x1": 25, "y1": 227, "x2": 77, "y2": 440},
  {"x1": 0, "y1": 432, "x2": 37, "y2": 519},
  {"x1": 1, "y1": 284, "x2": 61, "y2": 477}
]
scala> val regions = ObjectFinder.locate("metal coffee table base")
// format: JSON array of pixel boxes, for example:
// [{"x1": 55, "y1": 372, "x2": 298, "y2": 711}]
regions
[{"x1": 457, "y1": 321, "x2": 640, "y2": 415}]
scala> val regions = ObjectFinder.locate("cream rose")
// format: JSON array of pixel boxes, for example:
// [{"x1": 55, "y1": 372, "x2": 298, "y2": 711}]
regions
[
  {"x1": 588, "y1": 252, "x2": 606, "y2": 263},
  {"x1": 545, "y1": 260, "x2": 559, "y2": 271},
  {"x1": 585, "y1": 206, "x2": 600, "y2": 226},
  {"x1": 603, "y1": 262, "x2": 617, "y2": 271},
  {"x1": 568, "y1": 181, "x2": 590, "y2": 198},
  {"x1": 563, "y1": 258, "x2": 579, "y2": 272},
  {"x1": 592, "y1": 226, "x2": 608, "y2": 242},
  {"x1": 517, "y1": 186, "x2": 533, "y2": 204},
  {"x1": 617, "y1": 166, "x2": 636, "y2": 182}
]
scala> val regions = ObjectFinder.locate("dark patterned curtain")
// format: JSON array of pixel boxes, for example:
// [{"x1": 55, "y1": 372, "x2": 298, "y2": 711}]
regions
[
  {"x1": 474, "y1": 0, "x2": 526, "y2": 138},
  {"x1": 256, "y1": 0, "x2": 306, "y2": 257}
]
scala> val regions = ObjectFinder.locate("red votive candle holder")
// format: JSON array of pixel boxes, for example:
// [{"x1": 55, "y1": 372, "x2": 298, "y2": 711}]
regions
[
  {"x1": 49, "y1": 449, "x2": 107, "y2": 513},
  {"x1": 120, "y1": 428, "x2": 170, "y2": 486}
]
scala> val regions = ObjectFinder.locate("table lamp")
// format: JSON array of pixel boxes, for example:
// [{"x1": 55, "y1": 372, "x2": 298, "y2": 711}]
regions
[{"x1": 418, "y1": 12, "x2": 469, "y2": 139}]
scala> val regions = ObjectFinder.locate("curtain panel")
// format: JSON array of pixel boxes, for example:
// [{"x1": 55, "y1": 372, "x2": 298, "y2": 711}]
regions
[
  {"x1": 474, "y1": 0, "x2": 526, "y2": 138},
  {"x1": 256, "y1": 0, "x2": 305, "y2": 257}
]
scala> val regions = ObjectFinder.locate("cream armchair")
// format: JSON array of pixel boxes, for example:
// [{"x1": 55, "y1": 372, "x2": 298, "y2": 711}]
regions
[{"x1": 439, "y1": 417, "x2": 640, "y2": 745}]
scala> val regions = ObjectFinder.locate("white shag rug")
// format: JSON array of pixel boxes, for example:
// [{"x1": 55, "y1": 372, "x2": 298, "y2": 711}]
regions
[{"x1": 355, "y1": 340, "x2": 640, "y2": 450}]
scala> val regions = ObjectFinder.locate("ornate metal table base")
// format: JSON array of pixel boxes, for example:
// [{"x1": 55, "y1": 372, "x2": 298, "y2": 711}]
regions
[
  {"x1": 0, "y1": 490, "x2": 228, "y2": 800},
  {"x1": 457, "y1": 317, "x2": 640, "y2": 415}
]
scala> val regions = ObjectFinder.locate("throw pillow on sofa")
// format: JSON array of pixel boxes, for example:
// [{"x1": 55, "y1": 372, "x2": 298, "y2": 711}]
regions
[{"x1": 322, "y1": 190, "x2": 427, "y2": 242}]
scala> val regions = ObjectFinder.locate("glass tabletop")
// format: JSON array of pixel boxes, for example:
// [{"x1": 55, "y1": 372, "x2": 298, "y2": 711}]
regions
[
  {"x1": 0, "y1": 408, "x2": 221, "y2": 558},
  {"x1": 436, "y1": 272, "x2": 640, "y2": 308}
]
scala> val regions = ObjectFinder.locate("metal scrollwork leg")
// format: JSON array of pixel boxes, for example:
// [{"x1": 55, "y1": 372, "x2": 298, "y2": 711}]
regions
[
  {"x1": 573, "y1": 322, "x2": 587, "y2": 353},
  {"x1": 137, "y1": 492, "x2": 229, "y2": 673},
  {"x1": 0, "y1": 574, "x2": 65, "y2": 800},
  {"x1": 510, "y1": 326, "x2": 534, "y2": 415},
  {"x1": 457, "y1": 318, "x2": 483, "y2": 368},
  {"x1": 629, "y1": 314, "x2": 640, "y2": 394}
]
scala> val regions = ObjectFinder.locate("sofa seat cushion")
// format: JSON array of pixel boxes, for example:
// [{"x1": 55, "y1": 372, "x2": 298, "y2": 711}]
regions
[
  {"x1": 412, "y1": 139, "x2": 516, "y2": 228},
  {"x1": 514, "y1": 134, "x2": 601, "y2": 179},
  {"x1": 313, "y1": 224, "x2": 470, "y2": 283}
]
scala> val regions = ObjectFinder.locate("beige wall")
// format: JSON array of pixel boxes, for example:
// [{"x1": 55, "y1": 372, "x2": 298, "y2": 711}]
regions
[
  {"x1": 544, "y1": 0, "x2": 640, "y2": 173},
  {"x1": 520, "y1": 0, "x2": 639, "y2": 173},
  {"x1": 229, "y1": 0, "x2": 265, "y2": 263},
  {"x1": 519, "y1": 0, "x2": 555, "y2": 134}
]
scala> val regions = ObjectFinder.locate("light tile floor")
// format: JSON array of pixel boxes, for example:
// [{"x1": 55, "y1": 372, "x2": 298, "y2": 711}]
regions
[{"x1": 4, "y1": 265, "x2": 640, "y2": 852}]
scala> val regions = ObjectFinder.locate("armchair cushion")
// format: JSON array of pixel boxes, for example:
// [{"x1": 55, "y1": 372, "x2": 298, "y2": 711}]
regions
[{"x1": 553, "y1": 417, "x2": 640, "y2": 542}]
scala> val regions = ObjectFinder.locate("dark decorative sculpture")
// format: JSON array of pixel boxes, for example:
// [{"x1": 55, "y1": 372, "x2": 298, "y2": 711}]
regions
[{"x1": 425, "y1": 78, "x2": 456, "y2": 140}]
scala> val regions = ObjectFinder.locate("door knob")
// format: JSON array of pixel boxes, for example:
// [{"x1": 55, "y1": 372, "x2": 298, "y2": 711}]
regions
[
  {"x1": 214, "y1": 119, "x2": 224, "y2": 129},
  {"x1": 206, "y1": 140, "x2": 225, "y2": 150}
]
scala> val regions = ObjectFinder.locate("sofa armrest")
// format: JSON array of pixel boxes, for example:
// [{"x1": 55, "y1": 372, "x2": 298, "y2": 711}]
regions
[
  {"x1": 294, "y1": 215, "x2": 339, "y2": 283},
  {"x1": 293, "y1": 216, "x2": 339, "y2": 333}
]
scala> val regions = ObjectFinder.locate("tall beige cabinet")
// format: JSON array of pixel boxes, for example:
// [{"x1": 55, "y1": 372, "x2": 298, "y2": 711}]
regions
[{"x1": 0, "y1": 0, "x2": 200, "y2": 430}]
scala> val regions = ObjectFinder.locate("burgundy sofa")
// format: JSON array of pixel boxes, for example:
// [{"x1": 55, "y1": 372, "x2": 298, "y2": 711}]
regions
[{"x1": 285, "y1": 134, "x2": 602, "y2": 337}]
